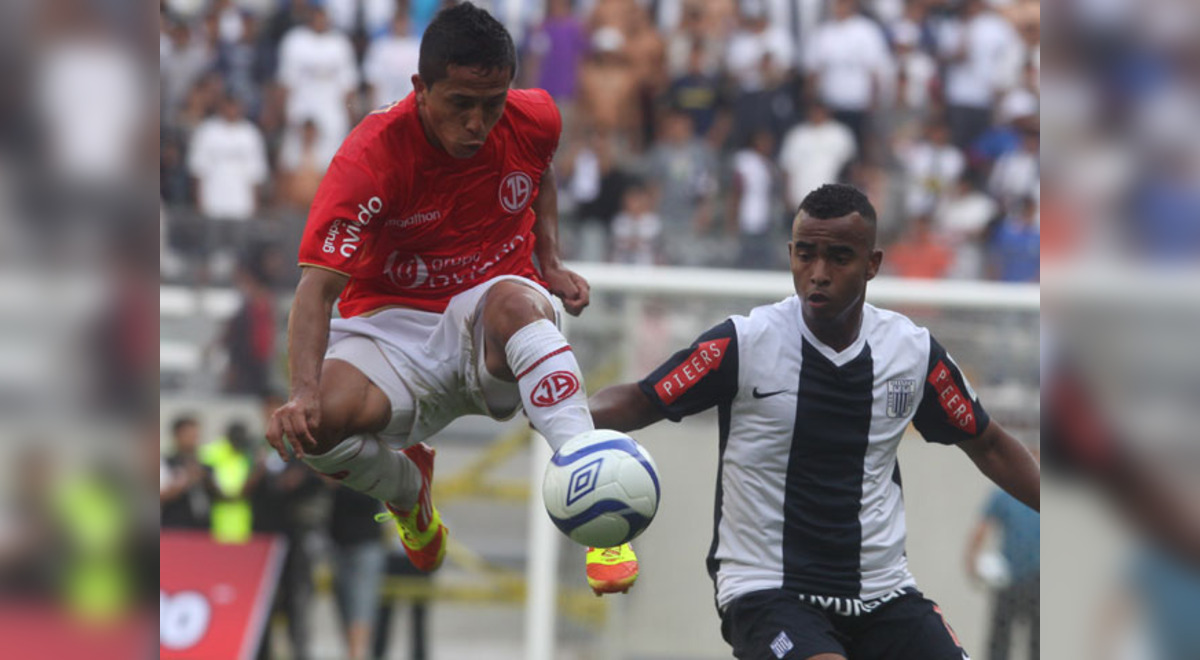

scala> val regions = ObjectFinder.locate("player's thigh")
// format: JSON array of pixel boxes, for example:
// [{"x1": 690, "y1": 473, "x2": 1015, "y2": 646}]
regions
[
  {"x1": 721, "y1": 589, "x2": 848, "y2": 660},
  {"x1": 850, "y1": 591, "x2": 969, "y2": 660},
  {"x1": 314, "y1": 358, "x2": 392, "y2": 449}
]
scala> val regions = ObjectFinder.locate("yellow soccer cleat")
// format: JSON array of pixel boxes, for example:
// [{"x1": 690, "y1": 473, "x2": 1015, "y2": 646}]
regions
[
  {"x1": 375, "y1": 442, "x2": 448, "y2": 572},
  {"x1": 586, "y1": 543, "x2": 639, "y2": 596}
]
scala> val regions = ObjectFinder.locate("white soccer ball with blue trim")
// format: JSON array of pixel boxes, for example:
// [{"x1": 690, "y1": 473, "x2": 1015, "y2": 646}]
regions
[{"x1": 542, "y1": 429, "x2": 660, "y2": 548}]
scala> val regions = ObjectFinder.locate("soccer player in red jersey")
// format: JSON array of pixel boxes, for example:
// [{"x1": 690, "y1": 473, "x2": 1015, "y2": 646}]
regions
[{"x1": 264, "y1": 2, "x2": 635, "y2": 593}]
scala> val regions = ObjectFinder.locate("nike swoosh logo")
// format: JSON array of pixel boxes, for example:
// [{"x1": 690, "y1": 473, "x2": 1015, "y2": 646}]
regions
[{"x1": 752, "y1": 387, "x2": 789, "y2": 399}]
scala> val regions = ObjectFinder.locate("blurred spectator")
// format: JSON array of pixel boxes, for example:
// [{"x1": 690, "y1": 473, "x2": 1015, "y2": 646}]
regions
[
  {"x1": 199, "y1": 421, "x2": 266, "y2": 544},
  {"x1": 664, "y1": 41, "x2": 730, "y2": 147},
  {"x1": 218, "y1": 254, "x2": 278, "y2": 398},
  {"x1": 276, "y1": 5, "x2": 359, "y2": 165},
  {"x1": 987, "y1": 122, "x2": 1039, "y2": 212},
  {"x1": 216, "y1": 11, "x2": 272, "y2": 118},
  {"x1": 277, "y1": 119, "x2": 329, "y2": 212},
  {"x1": 986, "y1": 196, "x2": 1039, "y2": 283},
  {"x1": 577, "y1": 27, "x2": 639, "y2": 151},
  {"x1": 624, "y1": 5, "x2": 668, "y2": 149},
  {"x1": 326, "y1": 0, "x2": 397, "y2": 40},
  {"x1": 965, "y1": 484, "x2": 1041, "y2": 660},
  {"x1": 160, "y1": 415, "x2": 213, "y2": 530},
  {"x1": 882, "y1": 213, "x2": 954, "y2": 279},
  {"x1": 562, "y1": 128, "x2": 632, "y2": 261},
  {"x1": 969, "y1": 85, "x2": 1039, "y2": 175},
  {"x1": 803, "y1": 0, "x2": 892, "y2": 156},
  {"x1": 187, "y1": 94, "x2": 269, "y2": 270},
  {"x1": 1131, "y1": 154, "x2": 1200, "y2": 260},
  {"x1": 363, "y1": 13, "x2": 421, "y2": 109},
  {"x1": 611, "y1": 180, "x2": 663, "y2": 265},
  {"x1": 160, "y1": 19, "x2": 215, "y2": 124},
  {"x1": 725, "y1": 5, "x2": 794, "y2": 96},
  {"x1": 0, "y1": 445, "x2": 59, "y2": 601},
  {"x1": 640, "y1": 109, "x2": 718, "y2": 266},
  {"x1": 937, "y1": 0, "x2": 1023, "y2": 149},
  {"x1": 778, "y1": 102, "x2": 857, "y2": 212},
  {"x1": 663, "y1": 1, "x2": 722, "y2": 79},
  {"x1": 728, "y1": 130, "x2": 784, "y2": 270},
  {"x1": 935, "y1": 177, "x2": 999, "y2": 280},
  {"x1": 522, "y1": 0, "x2": 588, "y2": 130},
  {"x1": 35, "y1": 4, "x2": 145, "y2": 187},
  {"x1": 898, "y1": 120, "x2": 965, "y2": 217},
  {"x1": 329, "y1": 486, "x2": 385, "y2": 660},
  {"x1": 728, "y1": 52, "x2": 799, "y2": 152},
  {"x1": 891, "y1": 21, "x2": 938, "y2": 128}
]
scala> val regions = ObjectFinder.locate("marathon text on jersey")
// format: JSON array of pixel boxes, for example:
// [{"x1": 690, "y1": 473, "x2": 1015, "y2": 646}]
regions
[
  {"x1": 928, "y1": 361, "x2": 976, "y2": 434},
  {"x1": 655, "y1": 338, "x2": 730, "y2": 405}
]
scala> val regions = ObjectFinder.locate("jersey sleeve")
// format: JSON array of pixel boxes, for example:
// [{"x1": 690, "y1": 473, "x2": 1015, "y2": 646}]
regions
[
  {"x1": 297, "y1": 155, "x2": 387, "y2": 276},
  {"x1": 637, "y1": 319, "x2": 739, "y2": 422},
  {"x1": 913, "y1": 335, "x2": 992, "y2": 444}
]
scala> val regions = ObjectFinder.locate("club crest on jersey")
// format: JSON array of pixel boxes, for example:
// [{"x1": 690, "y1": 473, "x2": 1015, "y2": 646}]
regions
[
  {"x1": 886, "y1": 379, "x2": 917, "y2": 418},
  {"x1": 499, "y1": 171, "x2": 533, "y2": 213}
]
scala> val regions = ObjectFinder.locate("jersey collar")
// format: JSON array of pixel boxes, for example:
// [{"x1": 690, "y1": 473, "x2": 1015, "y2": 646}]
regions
[{"x1": 791, "y1": 296, "x2": 872, "y2": 367}]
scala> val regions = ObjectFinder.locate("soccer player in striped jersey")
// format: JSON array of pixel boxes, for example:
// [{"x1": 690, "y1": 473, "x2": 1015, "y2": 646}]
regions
[{"x1": 591, "y1": 184, "x2": 1040, "y2": 659}]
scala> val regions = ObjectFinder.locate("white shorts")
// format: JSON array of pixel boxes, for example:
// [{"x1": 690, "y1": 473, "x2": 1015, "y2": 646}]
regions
[{"x1": 324, "y1": 275, "x2": 562, "y2": 447}]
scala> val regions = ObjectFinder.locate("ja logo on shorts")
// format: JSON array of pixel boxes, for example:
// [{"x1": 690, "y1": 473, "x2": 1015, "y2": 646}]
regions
[
  {"x1": 532, "y1": 371, "x2": 580, "y2": 407},
  {"x1": 499, "y1": 171, "x2": 533, "y2": 213}
]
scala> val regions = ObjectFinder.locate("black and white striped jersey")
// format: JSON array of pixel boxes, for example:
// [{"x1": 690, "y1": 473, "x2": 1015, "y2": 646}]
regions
[{"x1": 638, "y1": 297, "x2": 990, "y2": 611}]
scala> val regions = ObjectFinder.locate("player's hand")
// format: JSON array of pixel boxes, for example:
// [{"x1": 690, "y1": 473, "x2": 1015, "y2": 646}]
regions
[
  {"x1": 265, "y1": 390, "x2": 321, "y2": 461},
  {"x1": 543, "y1": 265, "x2": 590, "y2": 316}
]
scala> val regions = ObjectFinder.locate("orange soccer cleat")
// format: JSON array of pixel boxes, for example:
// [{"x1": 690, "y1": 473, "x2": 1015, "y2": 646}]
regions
[
  {"x1": 375, "y1": 442, "x2": 448, "y2": 572},
  {"x1": 585, "y1": 543, "x2": 639, "y2": 596}
]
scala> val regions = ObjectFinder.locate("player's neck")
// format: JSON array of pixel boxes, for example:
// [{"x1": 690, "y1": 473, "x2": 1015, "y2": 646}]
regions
[{"x1": 803, "y1": 307, "x2": 863, "y2": 353}]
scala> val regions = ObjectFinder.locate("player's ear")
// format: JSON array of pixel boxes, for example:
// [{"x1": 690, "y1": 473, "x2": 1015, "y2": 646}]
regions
[
  {"x1": 412, "y1": 74, "x2": 426, "y2": 103},
  {"x1": 866, "y1": 249, "x2": 883, "y2": 281}
]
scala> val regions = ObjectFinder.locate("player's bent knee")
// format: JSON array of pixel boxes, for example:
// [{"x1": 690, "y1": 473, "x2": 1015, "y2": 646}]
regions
[
  {"x1": 312, "y1": 360, "x2": 392, "y2": 454},
  {"x1": 482, "y1": 280, "x2": 555, "y2": 344}
]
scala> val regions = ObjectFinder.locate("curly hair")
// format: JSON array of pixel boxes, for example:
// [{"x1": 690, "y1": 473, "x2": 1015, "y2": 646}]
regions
[
  {"x1": 798, "y1": 183, "x2": 877, "y2": 223},
  {"x1": 419, "y1": 2, "x2": 517, "y2": 88}
]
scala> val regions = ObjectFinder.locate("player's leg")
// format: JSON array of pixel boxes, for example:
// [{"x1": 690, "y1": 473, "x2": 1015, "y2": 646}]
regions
[
  {"x1": 848, "y1": 590, "x2": 971, "y2": 660},
  {"x1": 479, "y1": 279, "x2": 646, "y2": 593},
  {"x1": 300, "y1": 356, "x2": 447, "y2": 571},
  {"x1": 300, "y1": 359, "x2": 418, "y2": 507},
  {"x1": 480, "y1": 279, "x2": 594, "y2": 450},
  {"x1": 720, "y1": 589, "x2": 848, "y2": 660}
]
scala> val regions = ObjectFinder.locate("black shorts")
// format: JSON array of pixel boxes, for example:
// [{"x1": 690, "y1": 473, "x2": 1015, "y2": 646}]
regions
[{"x1": 720, "y1": 588, "x2": 969, "y2": 660}]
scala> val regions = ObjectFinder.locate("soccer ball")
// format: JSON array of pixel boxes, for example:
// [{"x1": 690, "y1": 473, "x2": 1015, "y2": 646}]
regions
[{"x1": 542, "y1": 429, "x2": 660, "y2": 548}]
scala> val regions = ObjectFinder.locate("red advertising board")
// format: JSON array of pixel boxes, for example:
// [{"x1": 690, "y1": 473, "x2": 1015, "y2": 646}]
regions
[{"x1": 160, "y1": 531, "x2": 286, "y2": 660}]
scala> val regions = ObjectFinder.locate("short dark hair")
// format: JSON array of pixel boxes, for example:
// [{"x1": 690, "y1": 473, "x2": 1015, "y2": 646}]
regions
[
  {"x1": 172, "y1": 415, "x2": 198, "y2": 435},
  {"x1": 419, "y1": 2, "x2": 516, "y2": 88},
  {"x1": 798, "y1": 183, "x2": 877, "y2": 223}
]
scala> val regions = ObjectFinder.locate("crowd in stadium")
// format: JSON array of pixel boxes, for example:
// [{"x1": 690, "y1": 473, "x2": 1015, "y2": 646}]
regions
[{"x1": 159, "y1": 0, "x2": 1041, "y2": 288}]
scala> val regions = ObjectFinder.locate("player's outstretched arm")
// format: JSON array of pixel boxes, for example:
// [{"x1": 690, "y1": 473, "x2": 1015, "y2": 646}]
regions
[
  {"x1": 958, "y1": 422, "x2": 1040, "y2": 512},
  {"x1": 533, "y1": 166, "x2": 590, "y2": 315},
  {"x1": 265, "y1": 266, "x2": 348, "y2": 460},
  {"x1": 590, "y1": 383, "x2": 665, "y2": 433}
]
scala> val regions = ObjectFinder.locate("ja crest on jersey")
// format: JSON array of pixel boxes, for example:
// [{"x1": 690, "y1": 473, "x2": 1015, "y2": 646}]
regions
[{"x1": 886, "y1": 378, "x2": 917, "y2": 418}]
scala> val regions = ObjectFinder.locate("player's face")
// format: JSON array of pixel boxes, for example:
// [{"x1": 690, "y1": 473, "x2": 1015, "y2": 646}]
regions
[
  {"x1": 414, "y1": 65, "x2": 512, "y2": 159},
  {"x1": 789, "y1": 210, "x2": 882, "y2": 330}
]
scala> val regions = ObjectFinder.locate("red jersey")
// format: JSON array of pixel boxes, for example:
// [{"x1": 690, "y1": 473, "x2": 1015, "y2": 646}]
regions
[{"x1": 298, "y1": 88, "x2": 561, "y2": 317}]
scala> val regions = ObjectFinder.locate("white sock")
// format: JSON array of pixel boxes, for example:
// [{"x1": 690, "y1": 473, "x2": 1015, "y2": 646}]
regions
[
  {"x1": 303, "y1": 435, "x2": 420, "y2": 510},
  {"x1": 505, "y1": 319, "x2": 595, "y2": 451}
]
